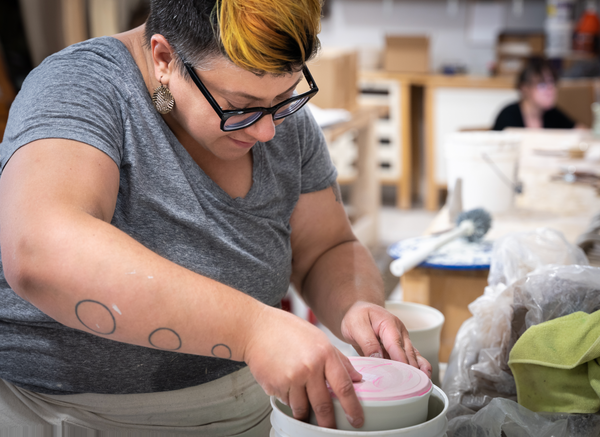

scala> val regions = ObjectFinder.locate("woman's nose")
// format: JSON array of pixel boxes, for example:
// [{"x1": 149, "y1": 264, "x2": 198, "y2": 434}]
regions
[{"x1": 244, "y1": 115, "x2": 277, "y2": 143}]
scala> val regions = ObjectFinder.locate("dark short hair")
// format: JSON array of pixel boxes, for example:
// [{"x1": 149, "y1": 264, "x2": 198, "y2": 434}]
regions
[
  {"x1": 516, "y1": 56, "x2": 559, "y2": 89},
  {"x1": 143, "y1": 0, "x2": 322, "y2": 76}
]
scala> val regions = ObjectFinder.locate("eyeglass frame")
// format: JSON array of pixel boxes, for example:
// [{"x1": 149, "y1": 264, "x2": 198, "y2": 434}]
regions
[{"x1": 183, "y1": 62, "x2": 319, "y2": 132}]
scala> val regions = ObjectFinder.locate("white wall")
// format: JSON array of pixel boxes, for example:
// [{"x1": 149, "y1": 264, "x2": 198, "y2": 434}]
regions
[{"x1": 319, "y1": 0, "x2": 547, "y2": 75}]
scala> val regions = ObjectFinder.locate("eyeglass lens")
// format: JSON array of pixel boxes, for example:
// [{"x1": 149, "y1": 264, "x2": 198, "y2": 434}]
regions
[
  {"x1": 223, "y1": 95, "x2": 311, "y2": 131},
  {"x1": 535, "y1": 82, "x2": 555, "y2": 90}
]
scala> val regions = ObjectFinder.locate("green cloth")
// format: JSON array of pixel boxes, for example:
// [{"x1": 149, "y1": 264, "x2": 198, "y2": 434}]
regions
[{"x1": 508, "y1": 310, "x2": 600, "y2": 414}]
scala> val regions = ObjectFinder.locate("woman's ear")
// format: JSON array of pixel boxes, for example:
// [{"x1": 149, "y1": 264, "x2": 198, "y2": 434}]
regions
[{"x1": 150, "y1": 34, "x2": 176, "y2": 85}]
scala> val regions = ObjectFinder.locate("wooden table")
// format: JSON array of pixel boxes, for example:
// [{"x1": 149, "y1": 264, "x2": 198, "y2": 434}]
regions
[{"x1": 321, "y1": 106, "x2": 382, "y2": 248}]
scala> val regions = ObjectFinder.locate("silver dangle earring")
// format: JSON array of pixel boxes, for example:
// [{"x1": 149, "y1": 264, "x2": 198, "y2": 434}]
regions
[{"x1": 152, "y1": 76, "x2": 175, "y2": 114}]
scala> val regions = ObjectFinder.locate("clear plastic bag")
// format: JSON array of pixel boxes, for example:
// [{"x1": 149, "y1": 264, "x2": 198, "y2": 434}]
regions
[
  {"x1": 487, "y1": 227, "x2": 588, "y2": 287},
  {"x1": 443, "y1": 228, "x2": 599, "y2": 435},
  {"x1": 511, "y1": 264, "x2": 600, "y2": 338},
  {"x1": 447, "y1": 397, "x2": 600, "y2": 437}
]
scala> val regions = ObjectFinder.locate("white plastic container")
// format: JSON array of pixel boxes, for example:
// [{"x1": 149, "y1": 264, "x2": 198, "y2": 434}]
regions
[
  {"x1": 445, "y1": 132, "x2": 520, "y2": 213},
  {"x1": 270, "y1": 384, "x2": 448, "y2": 437},
  {"x1": 316, "y1": 357, "x2": 432, "y2": 431},
  {"x1": 384, "y1": 302, "x2": 445, "y2": 386}
]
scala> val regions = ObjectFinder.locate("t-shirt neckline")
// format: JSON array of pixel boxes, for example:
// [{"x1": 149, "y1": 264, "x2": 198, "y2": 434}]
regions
[{"x1": 107, "y1": 36, "x2": 264, "y2": 207}]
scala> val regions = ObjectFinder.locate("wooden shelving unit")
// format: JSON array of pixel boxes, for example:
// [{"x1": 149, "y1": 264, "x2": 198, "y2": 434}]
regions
[
  {"x1": 495, "y1": 31, "x2": 545, "y2": 77},
  {"x1": 322, "y1": 106, "x2": 384, "y2": 248}
]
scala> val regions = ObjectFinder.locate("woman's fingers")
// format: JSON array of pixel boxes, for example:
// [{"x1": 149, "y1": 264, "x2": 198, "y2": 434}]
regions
[
  {"x1": 379, "y1": 324, "x2": 432, "y2": 378},
  {"x1": 340, "y1": 303, "x2": 433, "y2": 379},
  {"x1": 346, "y1": 318, "x2": 384, "y2": 359},
  {"x1": 381, "y1": 325, "x2": 423, "y2": 369},
  {"x1": 415, "y1": 348, "x2": 433, "y2": 378},
  {"x1": 288, "y1": 384, "x2": 311, "y2": 422},
  {"x1": 325, "y1": 357, "x2": 364, "y2": 429},
  {"x1": 337, "y1": 350, "x2": 363, "y2": 382},
  {"x1": 306, "y1": 375, "x2": 336, "y2": 429},
  {"x1": 285, "y1": 350, "x2": 364, "y2": 429}
]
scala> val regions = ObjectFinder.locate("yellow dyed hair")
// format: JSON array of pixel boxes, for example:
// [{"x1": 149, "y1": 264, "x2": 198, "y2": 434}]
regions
[{"x1": 215, "y1": 0, "x2": 322, "y2": 73}]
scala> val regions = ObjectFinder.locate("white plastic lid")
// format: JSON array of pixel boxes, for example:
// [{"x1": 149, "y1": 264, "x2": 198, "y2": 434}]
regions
[{"x1": 331, "y1": 356, "x2": 432, "y2": 402}]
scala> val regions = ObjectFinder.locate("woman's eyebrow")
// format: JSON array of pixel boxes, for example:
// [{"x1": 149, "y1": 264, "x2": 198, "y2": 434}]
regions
[{"x1": 221, "y1": 76, "x2": 304, "y2": 102}]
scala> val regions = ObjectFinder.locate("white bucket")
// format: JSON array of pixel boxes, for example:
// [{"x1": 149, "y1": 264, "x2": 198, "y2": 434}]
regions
[
  {"x1": 445, "y1": 132, "x2": 520, "y2": 213},
  {"x1": 270, "y1": 385, "x2": 448, "y2": 437},
  {"x1": 385, "y1": 302, "x2": 445, "y2": 386}
]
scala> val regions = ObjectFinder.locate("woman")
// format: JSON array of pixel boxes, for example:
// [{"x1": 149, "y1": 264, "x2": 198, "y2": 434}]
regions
[
  {"x1": 0, "y1": 0, "x2": 430, "y2": 434},
  {"x1": 493, "y1": 57, "x2": 579, "y2": 131}
]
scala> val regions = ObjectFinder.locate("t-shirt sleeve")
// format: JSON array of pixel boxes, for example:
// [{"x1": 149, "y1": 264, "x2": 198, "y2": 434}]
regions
[
  {"x1": 0, "y1": 48, "x2": 126, "y2": 173},
  {"x1": 295, "y1": 107, "x2": 338, "y2": 194}
]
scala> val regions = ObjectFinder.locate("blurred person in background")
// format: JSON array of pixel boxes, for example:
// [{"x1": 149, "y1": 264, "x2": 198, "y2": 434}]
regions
[{"x1": 493, "y1": 57, "x2": 584, "y2": 130}]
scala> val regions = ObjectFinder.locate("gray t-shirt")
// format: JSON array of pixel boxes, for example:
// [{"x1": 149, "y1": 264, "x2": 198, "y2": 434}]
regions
[{"x1": 0, "y1": 37, "x2": 337, "y2": 395}]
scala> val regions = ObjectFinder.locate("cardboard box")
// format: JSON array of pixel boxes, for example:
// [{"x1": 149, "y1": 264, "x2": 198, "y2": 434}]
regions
[
  {"x1": 384, "y1": 35, "x2": 430, "y2": 74},
  {"x1": 297, "y1": 47, "x2": 358, "y2": 111}
]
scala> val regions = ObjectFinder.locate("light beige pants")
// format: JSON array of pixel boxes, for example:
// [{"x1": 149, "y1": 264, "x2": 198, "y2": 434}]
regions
[{"x1": 0, "y1": 367, "x2": 271, "y2": 436}]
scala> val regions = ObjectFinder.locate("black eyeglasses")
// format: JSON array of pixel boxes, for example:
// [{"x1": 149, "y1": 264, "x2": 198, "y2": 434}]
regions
[{"x1": 184, "y1": 63, "x2": 319, "y2": 132}]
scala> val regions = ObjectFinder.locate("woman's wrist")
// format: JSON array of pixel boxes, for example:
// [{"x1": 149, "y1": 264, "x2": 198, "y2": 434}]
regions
[{"x1": 239, "y1": 301, "x2": 273, "y2": 364}]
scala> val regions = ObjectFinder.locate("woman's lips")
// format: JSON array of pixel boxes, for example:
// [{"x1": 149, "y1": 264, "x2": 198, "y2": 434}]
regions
[{"x1": 230, "y1": 138, "x2": 255, "y2": 149}]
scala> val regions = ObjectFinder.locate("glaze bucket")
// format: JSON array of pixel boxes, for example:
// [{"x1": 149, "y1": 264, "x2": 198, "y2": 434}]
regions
[
  {"x1": 445, "y1": 131, "x2": 520, "y2": 213},
  {"x1": 269, "y1": 385, "x2": 448, "y2": 437},
  {"x1": 385, "y1": 302, "x2": 445, "y2": 386}
]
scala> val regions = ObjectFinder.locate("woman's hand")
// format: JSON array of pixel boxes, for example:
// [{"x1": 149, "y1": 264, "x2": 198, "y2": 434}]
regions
[
  {"x1": 340, "y1": 301, "x2": 432, "y2": 378},
  {"x1": 243, "y1": 306, "x2": 364, "y2": 429}
]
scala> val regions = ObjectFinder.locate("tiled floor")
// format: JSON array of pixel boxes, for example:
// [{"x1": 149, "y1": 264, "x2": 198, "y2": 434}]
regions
[{"x1": 378, "y1": 206, "x2": 437, "y2": 248}]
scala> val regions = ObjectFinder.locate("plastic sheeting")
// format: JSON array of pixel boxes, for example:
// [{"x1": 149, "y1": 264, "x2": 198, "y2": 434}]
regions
[
  {"x1": 443, "y1": 228, "x2": 600, "y2": 436},
  {"x1": 447, "y1": 398, "x2": 600, "y2": 437}
]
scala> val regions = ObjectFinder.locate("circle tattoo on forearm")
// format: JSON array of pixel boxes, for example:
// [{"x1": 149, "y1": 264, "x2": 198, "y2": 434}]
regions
[
  {"x1": 148, "y1": 328, "x2": 182, "y2": 351},
  {"x1": 211, "y1": 344, "x2": 232, "y2": 359},
  {"x1": 75, "y1": 300, "x2": 117, "y2": 335}
]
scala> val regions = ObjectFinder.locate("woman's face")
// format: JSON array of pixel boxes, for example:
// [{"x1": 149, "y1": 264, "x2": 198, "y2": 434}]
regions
[
  {"x1": 521, "y1": 71, "x2": 557, "y2": 111},
  {"x1": 166, "y1": 56, "x2": 304, "y2": 162}
]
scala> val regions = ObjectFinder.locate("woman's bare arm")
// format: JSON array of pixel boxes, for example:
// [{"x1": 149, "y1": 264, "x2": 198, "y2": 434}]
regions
[
  {"x1": 0, "y1": 139, "x2": 266, "y2": 359},
  {"x1": 0, "y1": 139, "x2": 364, "y2": 429}
]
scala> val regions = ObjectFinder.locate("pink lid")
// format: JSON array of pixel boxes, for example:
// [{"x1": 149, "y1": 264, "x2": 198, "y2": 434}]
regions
[{"x1": 331, "y1": 357, "x2": 432, "y2": 402}]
